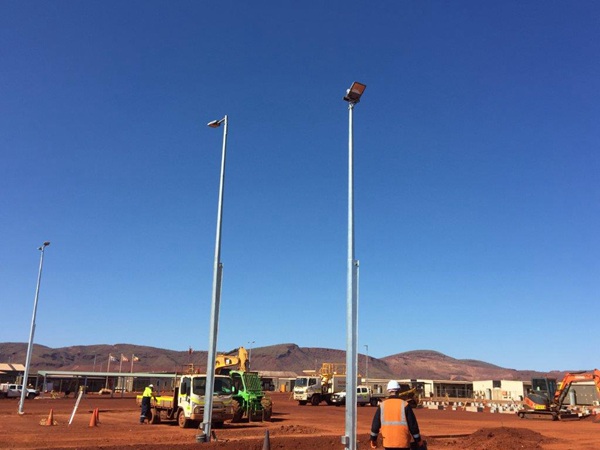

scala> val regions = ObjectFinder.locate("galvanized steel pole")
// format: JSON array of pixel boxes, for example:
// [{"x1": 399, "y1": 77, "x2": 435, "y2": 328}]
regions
[
  {"x1": 202, "y1": 115, "x2": 228, "y2": 442},
  {"x1": 344, "y1": 100, "x2": 359, "y2": 450},
  {"x1": 18, "y1": 241, "x2": 50, "y2": 414},
  {"x1": 341, "y1": 81, "x2": 365, "y2": 450}
]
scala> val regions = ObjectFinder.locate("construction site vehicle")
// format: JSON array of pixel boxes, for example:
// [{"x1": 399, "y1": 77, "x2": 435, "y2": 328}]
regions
[
  {"x1": 229, "y1": 370, "x2": 273, "y2": 422},
  {"x1": 331, "y1": 383, "x2": 420, "y2": 407},
  {"x1": 215, "y1": 346, "x2": 249, "y2": 375},
  {"x1": 331, "y1": 385, "x2": 373, "y2": 406},
  {"x1": 135, "y1": 374, "x2": 234, "y2": 428},
  {"x1": 215, "y1": 347, "x2": 272, "y2": 422},
  {"x1": 0, "y1": 383, "x2": 39, "y2": 399},
  {"x1": 517, "y1": 369, "x2": 600, "y2": 420},
  {"x1": 293, "y1": 363, "x2": 348, "y2": 406}
]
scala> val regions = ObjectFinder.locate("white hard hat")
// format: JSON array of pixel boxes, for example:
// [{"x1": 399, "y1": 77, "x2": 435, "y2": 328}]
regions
[
  {"x1": 387, "y1": 380, "x2": 401, "y2": 392},
  {"x1": 148, "y1": 384, "x2": 154, "y2": 388}
]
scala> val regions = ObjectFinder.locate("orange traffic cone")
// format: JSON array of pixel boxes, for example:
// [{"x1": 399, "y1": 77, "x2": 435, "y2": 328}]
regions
[
  {"x1": 89, "y1": 409, "x2": 98, "y2": 427},
  {"x1": 46, "y1": 409, "x2": 54, "y2": 426},
  {"x1": 94, "y1": 407, "x2": 100, "y2": 424}
]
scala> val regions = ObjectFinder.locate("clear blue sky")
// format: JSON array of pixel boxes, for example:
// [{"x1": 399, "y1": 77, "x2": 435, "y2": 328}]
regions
[{"x1": 1, "y1": 1, "x2": 598, "y2": 373}]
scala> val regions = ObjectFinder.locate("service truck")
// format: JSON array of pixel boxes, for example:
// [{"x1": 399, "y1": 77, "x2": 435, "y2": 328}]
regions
[
  {"x1": 293, "y1": 362, "x2": 348, "y2": 406},
  {"x1": 0, "y1": 383, "x2": 40, "y2": 399},
  {"x1": 331, "y1": 385, "x2": 383, "y2": 406},
  {"x1": 136, "y1": 374, "x2": 233, "y2": 428},
  {"x1": 331, "y1": 382, "x2": 421, "y2": 407}
]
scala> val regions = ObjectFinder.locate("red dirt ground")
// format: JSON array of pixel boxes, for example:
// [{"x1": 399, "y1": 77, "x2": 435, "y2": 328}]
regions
[{"x1": 1, "y1": 392, "x2": 599, "y2": 449}]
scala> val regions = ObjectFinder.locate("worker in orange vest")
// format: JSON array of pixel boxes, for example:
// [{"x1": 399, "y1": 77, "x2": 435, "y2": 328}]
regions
[{"x1": 370, "y1": 380, "x2": 425, "y2": 449}]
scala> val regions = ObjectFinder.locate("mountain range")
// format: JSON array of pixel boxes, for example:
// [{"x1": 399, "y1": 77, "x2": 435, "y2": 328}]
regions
[{"x1": 0, "y1": 342, "x2": 564, "y2": 381}]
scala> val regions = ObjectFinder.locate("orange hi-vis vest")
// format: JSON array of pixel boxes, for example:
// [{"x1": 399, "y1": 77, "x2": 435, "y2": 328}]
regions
[{"x1": 380, "y1": 398, "x2": 411, "y2": 449}]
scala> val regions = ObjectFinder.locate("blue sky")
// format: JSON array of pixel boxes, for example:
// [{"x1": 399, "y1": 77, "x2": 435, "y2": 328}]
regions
[{"x1": 1, "y1": 1, "x2": 598, "y2": 372}]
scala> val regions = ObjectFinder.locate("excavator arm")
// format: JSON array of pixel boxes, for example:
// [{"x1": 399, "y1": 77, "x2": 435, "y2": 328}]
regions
[
  {"x1": 215, "y1": 347, "x2": 249, "y2": 375},
  {"x1": 554, "y1": 369, "x2": 600, "y2": 408}
]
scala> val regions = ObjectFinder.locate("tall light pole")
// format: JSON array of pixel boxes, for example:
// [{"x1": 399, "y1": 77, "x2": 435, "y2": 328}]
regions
[
  {"x1": 364, "y1": 344, "x2": 369, "y2": 381},
  {"x1": 201, "y1": 115, "x2": 228, "y2": 443},
  {"x1": 18, "y1": 241, "x2": 50, "y2": 415},
  {"x1": 342, "y1": 81, "x2": 366, "y2": 450},
  {"x1": 248, "y1": 340, "x2": 255, "y2": 370}
]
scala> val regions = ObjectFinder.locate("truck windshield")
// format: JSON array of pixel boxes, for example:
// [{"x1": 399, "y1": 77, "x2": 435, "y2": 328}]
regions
[
  {"x1": 214, "y1": 377, "x2": 233, "y2": 395},
  {"x1": 295, "y1": 378, "x2": 308, "y2": 387},
  {"x1": 192, "y1": 377, "x2": 233, "y2": 396}
]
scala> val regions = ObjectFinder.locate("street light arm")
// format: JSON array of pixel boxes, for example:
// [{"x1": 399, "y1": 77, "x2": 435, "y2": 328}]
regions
[{"x1": 207, "y1": 117, "x2": 226, "y2": 128}]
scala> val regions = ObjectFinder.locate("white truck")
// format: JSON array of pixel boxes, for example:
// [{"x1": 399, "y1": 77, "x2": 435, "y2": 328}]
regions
[
  {"x1": 293, "y1": 363, "x2": 348, "y2": 406},
  {"x1": 136, "y1": 374, "x2": 234, "y2": 428},
  {"x1": 0, "y1": 383, "x2": 40, "y2": 399},
  {"x1": 331, "y1": 382, "x2": 421, "y2": 407},
  {"x1": 331, "y1": 385, "x2": 386, "y2": 406}
]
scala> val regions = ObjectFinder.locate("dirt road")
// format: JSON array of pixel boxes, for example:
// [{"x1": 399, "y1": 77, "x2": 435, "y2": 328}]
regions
[{"x1": 1, "y1": 392, "x2": 599, "y2": 449}]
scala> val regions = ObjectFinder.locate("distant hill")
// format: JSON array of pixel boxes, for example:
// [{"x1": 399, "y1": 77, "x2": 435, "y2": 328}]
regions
[{"x1": 0, "y1": 342, "x2": 562, "y2": 381}]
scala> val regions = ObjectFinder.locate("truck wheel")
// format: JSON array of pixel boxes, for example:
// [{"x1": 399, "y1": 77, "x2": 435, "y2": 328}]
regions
[
  {"x1": 177, "y1": 410, "x2": 191, "y2": 428},
  {"x1": 213, "y1": 421, "x2": 224, "y2": 429},
  {"x1": 310, "y1": 395, "x2": 321, "y2": 406},
  {"x1": 261, "y1": 397, "x2": 273, "y2": 421},
  {"x1": 27, "y1": 393, "x2": 36, "y2": 400},
  {"x1": 149, "y1": 408, "x2": 161, "y2": 424},
  {"x1": 517, "y1": 412, "x2": 525, "y2": 419},
  {"x1": 231, "y1": 400, "x2": 244, "y2": 423},
  {"x1": 370, "y1": 398, "x2": 378, "y2": 407},
  {"x1": 298, "y1": 400, "x2": 307, "y2": 406}
]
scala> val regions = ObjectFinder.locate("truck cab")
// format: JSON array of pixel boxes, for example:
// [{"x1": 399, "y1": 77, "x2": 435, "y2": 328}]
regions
[
  {"x1": 138, "y1": 374, "x2": 234, "y2": 428},
  {"x1": 176, "y1": 374, "x2": 233, "y2": 427},
  {"x1": 293, "y1": 376, "x2": 323, "y2": 405},
  {"x1": 293, "y1": 374, "x2": 347, "y2": 406}
]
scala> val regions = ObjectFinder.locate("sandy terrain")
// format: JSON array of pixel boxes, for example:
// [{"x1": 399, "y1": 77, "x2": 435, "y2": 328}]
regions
[{"x1": 1, "y1": 392, "x2": 599, "y2": 449}]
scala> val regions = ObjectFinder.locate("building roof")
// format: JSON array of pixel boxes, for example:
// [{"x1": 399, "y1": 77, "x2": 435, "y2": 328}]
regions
[
  {"x1": 257, "y1": 370, "x2": 299, "y2": 378},
  {"x1": 37, "y1": 370, "x2": 178, "y2": 379},
  {"x1": 0, "y1": 363, "x2": 25, "y2": 371}
]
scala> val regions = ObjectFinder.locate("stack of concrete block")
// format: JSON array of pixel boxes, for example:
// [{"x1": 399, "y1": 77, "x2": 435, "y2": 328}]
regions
[{"x1": 464, "y1": 404, "x2": 484, "y2": 412}]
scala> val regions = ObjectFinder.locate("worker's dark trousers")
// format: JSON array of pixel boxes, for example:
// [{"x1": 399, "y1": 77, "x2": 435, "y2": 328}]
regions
[{"x1": 140, "y1": 397, "x2": 151, "y2": 423}]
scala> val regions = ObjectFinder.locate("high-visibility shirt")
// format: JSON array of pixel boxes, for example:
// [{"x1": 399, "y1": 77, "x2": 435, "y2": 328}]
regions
[
  {"x1": 142, "y1": 387, "x2": 153, "y2": 398},
  {"x1": 379, "y1": 398, "x2": 411, "y2": 449}
]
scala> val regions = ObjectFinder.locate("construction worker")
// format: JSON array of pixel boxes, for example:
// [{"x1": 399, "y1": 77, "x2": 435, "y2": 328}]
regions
[
  {"x1": 139, "y1": 383, "x2": 155, "y2": 424},
  {"x1": 370, "y1": 380, "x2": 424, "y2": 449}
]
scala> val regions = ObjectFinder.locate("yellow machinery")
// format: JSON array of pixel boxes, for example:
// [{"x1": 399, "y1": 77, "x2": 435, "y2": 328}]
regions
[{"x1": 215, "y1": 346, "x2": 249, "y2": 374}]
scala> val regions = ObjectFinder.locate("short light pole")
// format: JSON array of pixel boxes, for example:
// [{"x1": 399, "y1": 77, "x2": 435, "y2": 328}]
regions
[
  {"x1": 248, "y1": 340, "x2": 255, "y2": 370},
  {"x1": 342, "y1": 81, "x2": 366, "y2": 450},
  {"x1": 364, "y1": 344, "x2": 369, "y2": 381},
  {"x1": 18, "y1": 241, "x2": 50, "y2": 414},
  {"x1": 201, "y1": 115, "x2": 228, "y2": 443}
]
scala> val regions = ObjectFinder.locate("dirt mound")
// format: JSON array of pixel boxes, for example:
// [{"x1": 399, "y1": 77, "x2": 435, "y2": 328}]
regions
[{"x1": 456, "y1": 427, "x2": 556, "y2": 450}]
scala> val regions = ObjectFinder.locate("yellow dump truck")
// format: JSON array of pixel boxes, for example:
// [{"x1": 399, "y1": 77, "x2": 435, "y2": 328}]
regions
[{"x1": 136, "y1": 374, "x2": 234, "y2": 428}]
